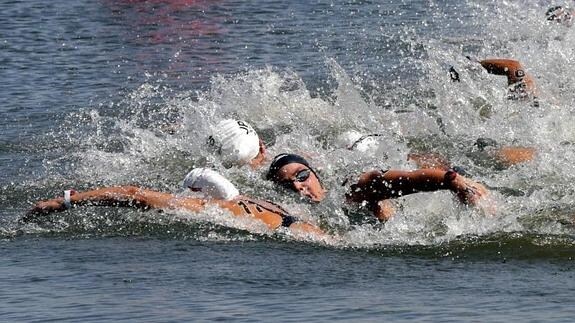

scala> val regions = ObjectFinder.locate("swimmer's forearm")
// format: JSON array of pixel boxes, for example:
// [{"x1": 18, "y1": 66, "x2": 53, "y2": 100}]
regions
[
  {"x1": 27, "y1": 186, "x2": 177, "y2": 216},
  {"x1": 379, "y1": 169, "x2": 490, "y2": 207},
  {"x1": 69, "y1": 186, "x2": 169, "y2": 209},
  {"x1": 381, "y1": 169, "x2": 455, "y2": 196},
  {"x1": 479, "y1": 59, "x2": 522, "y2": 76}
]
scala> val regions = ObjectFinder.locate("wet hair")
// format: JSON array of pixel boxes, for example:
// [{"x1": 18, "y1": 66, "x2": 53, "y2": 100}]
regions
[{"x1": 266, "y1": 153, "x2": 311, "y2": 181}]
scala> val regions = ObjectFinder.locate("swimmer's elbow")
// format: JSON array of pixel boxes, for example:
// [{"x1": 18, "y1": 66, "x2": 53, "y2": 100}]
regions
[{"x1": 480, "y1": 58, "x2": 523, "y2": 75}]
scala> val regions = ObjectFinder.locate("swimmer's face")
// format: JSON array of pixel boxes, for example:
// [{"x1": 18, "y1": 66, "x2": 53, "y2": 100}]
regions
[{"x1": 276, "y1": 163, "x2": 325, "y2": 202}]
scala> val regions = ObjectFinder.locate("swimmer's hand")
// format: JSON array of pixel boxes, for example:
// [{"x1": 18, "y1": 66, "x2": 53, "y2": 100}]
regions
[
  {"x1": 288, "y1": 222, "x2": 325, "y2": 237},
  {"x1": 288, "y1": 222, "x2": 338, "y2": 244},
  {"x1": 27, "y1": 199, "x2": 65, "y2": 216},
  {"x1": 447, "y1": 172, "x2": 489, "y2": 206}
]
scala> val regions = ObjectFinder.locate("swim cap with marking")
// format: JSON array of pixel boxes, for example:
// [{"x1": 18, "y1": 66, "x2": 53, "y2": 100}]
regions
[
  {"x1": 336, "y1": 130, "x2": 363, "y2": 149},
  {"x1": 209, "y1": 119, "x2": 260, "y2": 167},
  {"x1": 266, "y1": 153, "x2": 311, "y2": 181},
  {"x1": 182, "y1": 168, "x2": 239, "y2": 201}
]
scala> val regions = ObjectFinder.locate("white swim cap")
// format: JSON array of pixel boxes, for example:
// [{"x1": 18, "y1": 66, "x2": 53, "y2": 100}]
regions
[
  {"x1": 182, "y1": 168, "x2": 240, "y2": 201},
  {"x1": 336, "y1": 130, "x2": 363, "y2": 148},
  {"x1": 336, "y1": 130, "x2": 380, "y2": 153},
  {"x1": 209, "y1": 119, "x2": 260, "y2": 167}
]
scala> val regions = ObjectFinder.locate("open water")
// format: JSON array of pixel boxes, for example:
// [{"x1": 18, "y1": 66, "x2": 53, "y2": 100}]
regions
[{"x1": 1, "y1": 0, "x2": 574, "y2": 321}]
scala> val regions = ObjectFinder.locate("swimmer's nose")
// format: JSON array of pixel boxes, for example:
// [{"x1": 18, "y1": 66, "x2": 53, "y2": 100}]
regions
[
  {"x1": 294, "y1": 182, "x2": 321, "y2": 202},
  {"x1": 294, "y1": 182, "x2": 310, "y2": 197}
]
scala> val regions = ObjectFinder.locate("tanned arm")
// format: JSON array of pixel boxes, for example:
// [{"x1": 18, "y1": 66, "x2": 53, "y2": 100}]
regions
[
  {"x1": 347, "y1": 169, "x2": 489, "y2": 206},
  {"x1": 25, "y1": 186, "x2": 329, "y2": 239},
  {"x1": 479, "y1": 58, "x2": 538, "y2": 97},
  {"x1": 26, "y1": 186, "x2": 204, "y2": 216}
]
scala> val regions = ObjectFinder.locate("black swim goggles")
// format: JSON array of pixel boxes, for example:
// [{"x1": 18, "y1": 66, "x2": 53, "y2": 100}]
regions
[{"x1": 281, "y1": 168, "x2": 311, "y2": 188}]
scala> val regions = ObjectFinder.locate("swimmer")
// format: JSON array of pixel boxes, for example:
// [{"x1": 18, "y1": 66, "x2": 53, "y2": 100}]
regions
[
  {"x1": 336, "y1": 130, "x2": 457, "y2": 171},
  {"x1": 208, "y1": 119, "x2": 266, "y2": 168},
  {"x1": 470, "y1": 138, "x2": 536, "y2": 169},
  {"x1": 401, "y1": 138, "x2": 534, "y2": 171},
  {"x1": 546, "y1": 5, "x2": 574, "y2": 27},
  {"x1": 468, "y1": 57, "x2": 539, "y2": 105},
  {"x1": 24, "y1": 168, "x2": 325, "y2": 238},
  {"x1": 345, "y1": 169, "x2": 490, "y2": 221},
  {"x1": 345, "y1": 135, "x2": 535, "y2": 170},
  {"x1": 266, "y1": 153, "x2": 488, "y2": 221}
]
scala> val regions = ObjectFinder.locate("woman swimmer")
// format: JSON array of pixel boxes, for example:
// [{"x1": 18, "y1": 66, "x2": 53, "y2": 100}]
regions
[
  {"x1": 337, "y1": 130, "x2": 458, "y2": 171},
  {"x1": 24, "y1": 168, "x2": 326, "y2": 239},
  {"x1": 469, "y1": 138, "x2": 536, "y2": 169},
  {"x1": 265, "y1": 153, "x2": 490, "y2": 221}
]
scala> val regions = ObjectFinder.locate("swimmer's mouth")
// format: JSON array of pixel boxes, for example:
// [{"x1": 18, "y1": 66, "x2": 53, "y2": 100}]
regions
[{"x1": 302, "y1": 194, "x2": 323, "y2": 203}]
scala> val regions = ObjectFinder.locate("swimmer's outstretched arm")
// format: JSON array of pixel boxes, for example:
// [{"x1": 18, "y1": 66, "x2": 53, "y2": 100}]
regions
[
  {"x1": 479, "y1": 58, "x2": 537, "y2": 87},
  {"x1": 476, "y1": 58, "x2": 539, "y2": 99},
  {"x1": 479, "y1": 59, "x2": 523, "y2": 79},
  {"x1": 26, "y1": 186, "x2": 328, "y2": 239},
  {"x1": 26, "y1": 186, "x2": 204, "y2": 216},
  {"x1": 347, "y1": 169, "x2": 489, "y2": 206}
]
